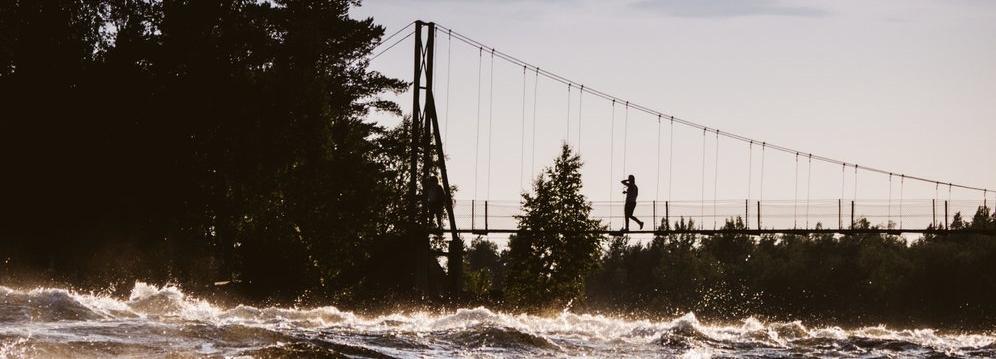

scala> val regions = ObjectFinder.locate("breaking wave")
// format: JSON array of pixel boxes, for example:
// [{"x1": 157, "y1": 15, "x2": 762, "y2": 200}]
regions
[{"x1": 1, "y1": 282, "x2": 994, "y2": 358}]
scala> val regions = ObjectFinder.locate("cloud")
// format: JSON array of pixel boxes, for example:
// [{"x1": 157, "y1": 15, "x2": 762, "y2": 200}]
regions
[{"x1": 632, "y1": 0, "x2": 830, "y2": 18}]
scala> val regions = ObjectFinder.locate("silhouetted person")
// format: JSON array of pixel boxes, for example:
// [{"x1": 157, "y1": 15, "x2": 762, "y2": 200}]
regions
[
  {"x1": 621, "y1": 175, "x2": 644, "y2": 231},
  {"x1": 425, "y1": 176, "x2": 445, "y2": 228}
]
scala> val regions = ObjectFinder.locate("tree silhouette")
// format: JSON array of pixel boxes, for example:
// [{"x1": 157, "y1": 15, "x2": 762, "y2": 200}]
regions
[
  {"x1": 505, "y1": 144, "x2": 605, "y2": 308},
  {"x1": 0, "y1": 0, "x2": 408, "y2": 301}
]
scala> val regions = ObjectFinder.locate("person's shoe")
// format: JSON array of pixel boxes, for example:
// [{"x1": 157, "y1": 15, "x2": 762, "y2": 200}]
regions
[{"x1": 639, "y1": 222, "x2": 644, "y2": 230}]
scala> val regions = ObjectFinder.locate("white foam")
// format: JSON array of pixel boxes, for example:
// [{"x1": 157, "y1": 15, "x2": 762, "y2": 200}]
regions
[{"x1": 1, "y1": 282, "x2": 995, "y2": 358}]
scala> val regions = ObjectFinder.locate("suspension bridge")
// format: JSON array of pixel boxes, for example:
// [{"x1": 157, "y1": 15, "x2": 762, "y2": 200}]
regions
[{"x1": 373, "y1": 21, "x2": 994, "y2": 292}]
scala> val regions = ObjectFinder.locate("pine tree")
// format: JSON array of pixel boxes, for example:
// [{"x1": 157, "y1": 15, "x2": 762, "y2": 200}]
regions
[{"x1": 504, "y1": 144, "x2": 605, "y2": 308}]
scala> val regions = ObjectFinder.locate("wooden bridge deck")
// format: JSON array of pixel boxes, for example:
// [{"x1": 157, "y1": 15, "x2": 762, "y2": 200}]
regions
[{"x1": 431, "y1": 228, "x2": 996, "y2": 236}]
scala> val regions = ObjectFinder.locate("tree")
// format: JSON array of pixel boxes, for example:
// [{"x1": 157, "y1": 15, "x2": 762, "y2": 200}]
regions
[
  {"x1": 464, "y1": 238, "x2": 503, "y2": 298},
  {"x1": 504, "y1": 144, "x2": 604, "y2": 308},
  {"x1": 0, "y1": 0, "x2": 409, "y2": 301}
]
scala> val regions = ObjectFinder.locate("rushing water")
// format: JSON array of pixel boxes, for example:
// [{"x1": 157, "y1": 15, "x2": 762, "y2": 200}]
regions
[{"x1": 1, "y1": 283, "x2": 994, "y2": 358}]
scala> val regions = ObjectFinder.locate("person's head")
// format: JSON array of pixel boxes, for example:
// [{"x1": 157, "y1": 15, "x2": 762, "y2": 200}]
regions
[{"x1": 628, "y1": 174, "x2": 635, "y2": 182}]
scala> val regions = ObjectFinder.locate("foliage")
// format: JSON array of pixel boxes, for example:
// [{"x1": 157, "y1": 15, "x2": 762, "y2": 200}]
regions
[
  {"x1": 504, "y1": 144, "x2": 605, "y2": 308},
  {"x1": 0, "y1": 0, "x2": 408, "y2": 301},
  {"x1": 584, "y1": 207, "x2": 996, "y2": 327},
  {"x1": 463, "y1": 237, "x2": 504, "y2": 299}
]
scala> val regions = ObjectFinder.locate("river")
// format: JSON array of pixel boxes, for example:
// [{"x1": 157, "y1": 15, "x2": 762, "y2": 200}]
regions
[{"x1": 1, "y1": 282, "x2": 993, "y2": 358}]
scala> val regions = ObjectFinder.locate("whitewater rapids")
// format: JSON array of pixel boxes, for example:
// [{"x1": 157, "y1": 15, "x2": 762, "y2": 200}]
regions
[{"x1": 1, "y1": 283, "x2": 994, "y2": 358}]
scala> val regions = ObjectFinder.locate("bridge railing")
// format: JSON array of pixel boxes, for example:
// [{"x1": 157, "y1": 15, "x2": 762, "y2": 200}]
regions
[{"x1": 448, "y1": 199, "x2": 989, "y2": 233}]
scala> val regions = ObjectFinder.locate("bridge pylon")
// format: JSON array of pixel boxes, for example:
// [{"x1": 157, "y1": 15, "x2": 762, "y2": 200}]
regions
[{"x1": 408, "y1": 20, "x2": 462, "y2": 297}]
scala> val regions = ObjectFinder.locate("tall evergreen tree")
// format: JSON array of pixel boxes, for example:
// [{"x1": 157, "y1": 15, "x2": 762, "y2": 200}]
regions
[
  {"x1": 505, "y1": 144, "x2": 604, "y2": 308},
  {"x1": 0, "y1": 0, "x2": 408, "y2": 300}
]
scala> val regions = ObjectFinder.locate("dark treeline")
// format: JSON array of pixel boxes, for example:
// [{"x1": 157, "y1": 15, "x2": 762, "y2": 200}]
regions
[
  {"x1": 462, "y1": 146, "x2": 996, "y2": 328},
  {"x1": 585, "y1": 211, "x2": 996, "y2": 328},
  {"x1": 0, "y1": 0, "x2": 415, "y2": 302},
  {"x1": 3, "y1": 1, "x2": 996, "y2": 328}
]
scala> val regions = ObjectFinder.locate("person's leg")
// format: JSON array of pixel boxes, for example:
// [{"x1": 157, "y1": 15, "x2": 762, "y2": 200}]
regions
[
  {"x1": 433, "y1": 207, "x2": 443, "y2": 228},
  {"x1": 626, "y1": 201, "x2": 643, "y2": 230},
  {"x1": 624, "y1": 202, "x2": 635, "y2": 231}
]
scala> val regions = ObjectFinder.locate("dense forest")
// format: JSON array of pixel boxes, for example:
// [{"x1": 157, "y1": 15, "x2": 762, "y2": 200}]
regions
[
  {"x1": 2, "y1": 0, "x2": 995, "y2": 328},
  {"x1": 0, "y1": 0, "x2": 410, "y2": 302},
  {"x1": 464, "y1": 145, "x2": 996, "y2": 328}
]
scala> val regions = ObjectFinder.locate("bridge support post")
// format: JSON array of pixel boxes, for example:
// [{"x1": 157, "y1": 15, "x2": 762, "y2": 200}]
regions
[
  {"x1": 932, "y1": 199, "x2": 936, "y2": 229},
  {"x1": 945, "y1": 200, "x2": 949, "y2": 230},
  {"x1": 745, "y1": 199, "x2": 749, "y2": 230},
  {"x1": 838, "y1": 199, "x2": 843, "y2": 231},
  {"x1": 409, "y1": 22, "x2": 426, "y2": 294},
  {"x1": 665, "y1": 201, "x2": 670, "y2": 231},
  {"x1": 652, "y1": 200, "x2": 657, "y2": 231},
  {"x1": 757, "y1": 200, "x2": 762, "y2": 230},
  {"x1": 410, "y1": 21, "x2": 463, "y2": 297},
  {"x1": 851, "y1": 200, "x2": 855, "y2": 229}
]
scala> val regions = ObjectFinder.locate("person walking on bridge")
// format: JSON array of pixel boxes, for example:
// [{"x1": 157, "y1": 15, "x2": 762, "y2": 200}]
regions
[{"x1": 621, "y1": 175, "x2": 644, "y2": 231}]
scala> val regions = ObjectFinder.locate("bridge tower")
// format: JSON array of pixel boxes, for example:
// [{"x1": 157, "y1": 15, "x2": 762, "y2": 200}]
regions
[{"x1": 408, "y1": 21, "x2": 463, "y2": 297}]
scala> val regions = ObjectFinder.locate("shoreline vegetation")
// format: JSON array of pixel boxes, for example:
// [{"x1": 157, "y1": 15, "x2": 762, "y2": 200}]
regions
[{"x1": 2, "y1": 1, "x2": 994, "y2": 331}]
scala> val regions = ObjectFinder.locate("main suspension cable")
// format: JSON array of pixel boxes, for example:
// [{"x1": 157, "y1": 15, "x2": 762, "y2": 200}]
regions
[
  {"x1": 435, "y1": 23, "x2": 990, "y2": 195},
  {"x1": 367, "y1": 30, "x2": 415, "y2": 64},
  {"x1": 371, "y1": 21, "x2": 415, "y2": 52},
  {"x1": 362, "y1": 22, "x2": 416, "y2": 64}
]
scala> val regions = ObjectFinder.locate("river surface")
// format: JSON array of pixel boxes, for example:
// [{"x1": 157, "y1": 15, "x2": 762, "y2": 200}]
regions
[{"x1": 1, "y1": 282, "x2": 994, "y2": 358}]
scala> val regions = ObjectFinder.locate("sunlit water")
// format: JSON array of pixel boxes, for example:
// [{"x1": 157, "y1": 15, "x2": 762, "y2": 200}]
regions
[{"x1": 1, "y1": 283, "x2": 994, "y2": 358}]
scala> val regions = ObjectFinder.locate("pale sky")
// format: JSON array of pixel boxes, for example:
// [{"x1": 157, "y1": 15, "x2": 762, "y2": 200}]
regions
[{"x1": 352, "y1": 0, "x2": 996, "y2": 231}]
